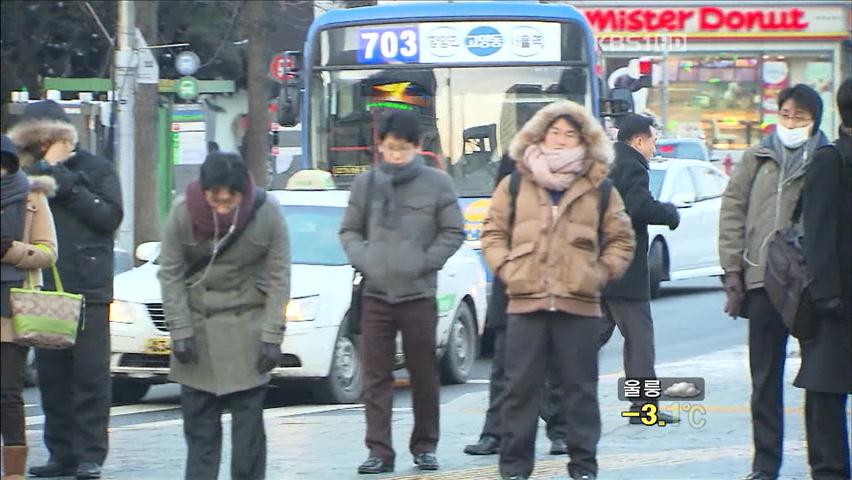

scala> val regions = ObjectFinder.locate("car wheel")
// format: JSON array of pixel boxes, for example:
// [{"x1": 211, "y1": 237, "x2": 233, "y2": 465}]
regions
[
  {"x1": 440, "y1": 301, "x2": 477, "y2": 385},
  {"x1": 314, "y1": 319, "x2": 362, "y2": 404},
  {"x1": 649, "y1": 239, "x2": 666, "y2": 299},
  {"x1": 111, "y1": 378, "x2": 150, "y2": 404}
]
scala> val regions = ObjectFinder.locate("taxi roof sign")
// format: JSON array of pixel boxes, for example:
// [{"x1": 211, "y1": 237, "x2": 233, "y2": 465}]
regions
[{"x1": 286, "y1": 170, "x2": 336, "y2": 190}]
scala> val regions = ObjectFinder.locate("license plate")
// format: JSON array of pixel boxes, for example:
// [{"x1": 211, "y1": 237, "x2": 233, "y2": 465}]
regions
[{"x1": 144, "y1": 338, "x2": 170, "y2": 355}]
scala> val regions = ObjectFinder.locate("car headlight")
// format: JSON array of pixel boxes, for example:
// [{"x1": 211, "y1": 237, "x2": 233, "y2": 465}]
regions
[
  {"x1": 109, "y1": 300, "x2": 145, "y2": 324},
  {"x1": 285, "y1": 296, "x2": 319, "y2": 322}
]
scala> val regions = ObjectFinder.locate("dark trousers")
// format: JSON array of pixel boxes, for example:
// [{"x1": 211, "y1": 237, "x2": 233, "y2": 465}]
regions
[
  {"x1": 746, "y1": 289, "x2": 789, "y2": 476},
  {"x1": 360, "y1": 296, "x2": 438, "y2": 464},
  {"x1": 499, "y1": 311, "x2": 600, "y2": 479},
  {"x1": 481, "y1": 327, "x2": 567, "y2": 442},
  {"x1": 36, "y1": 304, "x2": 110, "y2": 465},
  {"x1": 805, "y1": 390, "x2": 851, "y2": 480},
  {"x1": 181, "y1": 384, "x2": 267, "y2": 480},
  {"x1": 0, "y1": 342, "x2": 28, "y2": 446},
  {"x1": 598, "y1": 298, "x2": 656, "y2": 408}
]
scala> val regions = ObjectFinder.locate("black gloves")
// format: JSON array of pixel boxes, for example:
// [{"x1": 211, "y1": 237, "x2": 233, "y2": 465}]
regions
[
  {"x1": 256, "y1": 342, "x2": 282, "y2": 374},
  {"x1": 50, "y1": 164, "x2": 83, "y2": 199},
  {"x1": 172, "y1": 337, "x2": 198, "y2": 365},
  {"x1": 0, "y1": 236, "x2": 13, "y2": 258},
  {"x1": 663, "y1": 203, "x2": 681, "y2": 230},
  {"x1": 814, "y1": 297, "x2": 845, "y2": 320},
  {"x1": 722, "y1": 271, "x2": 745, "y2": 318}
]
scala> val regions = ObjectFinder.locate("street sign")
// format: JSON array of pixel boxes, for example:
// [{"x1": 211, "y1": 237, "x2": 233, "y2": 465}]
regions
[
  {"x1": 269, "y1": 53, "x2": 289, "y2": 83},
  {"x1": 176, "y1": 76, "x2": 200, "y2": 100},
  {"x1": 175, "y1": 51, "x2": 201, "y2": 76}
]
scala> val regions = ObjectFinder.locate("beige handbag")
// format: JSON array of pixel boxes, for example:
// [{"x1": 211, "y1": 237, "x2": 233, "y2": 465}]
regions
[{"x1": 10, "y1": 261, "x2": 84, "y2": 349}]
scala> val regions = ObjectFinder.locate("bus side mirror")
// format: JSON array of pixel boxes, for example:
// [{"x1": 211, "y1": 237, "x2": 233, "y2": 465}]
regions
[
  {"x1": 277, "y1": 51, "x2": 302, "y2": 127},
  {"x1": 601, "y1": 87, "x2": 634, "y2": 118}
]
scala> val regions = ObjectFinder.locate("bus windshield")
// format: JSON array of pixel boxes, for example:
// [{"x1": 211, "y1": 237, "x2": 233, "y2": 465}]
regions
[{"x1": 307, "y1": 21, "x2": 591, "y2": 197}]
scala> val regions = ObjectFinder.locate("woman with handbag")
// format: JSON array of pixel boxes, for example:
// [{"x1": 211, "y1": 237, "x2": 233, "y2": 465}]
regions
[{"x1": 1, "y1": 134, "x2": 57, "y2": 479}]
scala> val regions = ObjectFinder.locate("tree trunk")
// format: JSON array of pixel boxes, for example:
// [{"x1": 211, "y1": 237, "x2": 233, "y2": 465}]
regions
[
  {"x1": 133, "y1": 0, "x2": 160, "y2": 253},
  {"x1": 244, "y1": 0, "x2": 270, "y2": 187}
]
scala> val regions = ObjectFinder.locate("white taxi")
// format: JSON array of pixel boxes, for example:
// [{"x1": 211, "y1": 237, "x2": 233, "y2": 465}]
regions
[
  {"x1": 646, "y1": 158, "x2": 728, "y2": 297},
  {"x1": 108, "y1": 171, "x2": 487, "y2": 404}
]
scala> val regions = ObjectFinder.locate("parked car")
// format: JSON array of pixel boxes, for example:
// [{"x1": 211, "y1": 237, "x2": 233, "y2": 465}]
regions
[
  {"x1": 655, "y1": 137, "x2": 719, "y2": 163},
  {"x1": 646, "y1": 158, "x2": 728, "y2": 297},
  {"x1": 108, "y1": 173, "x2": 487, "y2": 404}
]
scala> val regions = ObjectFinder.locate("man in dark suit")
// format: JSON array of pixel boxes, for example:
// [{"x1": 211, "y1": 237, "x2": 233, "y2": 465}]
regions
[{"x1": 599, "y1": 114, "x2": 680, "y2": 423}]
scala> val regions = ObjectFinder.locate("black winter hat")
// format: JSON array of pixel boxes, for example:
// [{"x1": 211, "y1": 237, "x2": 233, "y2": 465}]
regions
[
  {"x1": 20, "y1": 99, "x2": 72, "y2": 124},
  {"x1": 778, "y1": 84, "x2": 823, "y2": 135},
  {"x1": 1, "y1": 134, "x2": 17, "y2": 157}
]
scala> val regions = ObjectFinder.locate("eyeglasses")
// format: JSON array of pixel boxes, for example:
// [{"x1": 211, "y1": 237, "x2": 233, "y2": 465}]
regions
[{"x1": 779, "y1": 113, "x2": 813, "y2": 125}]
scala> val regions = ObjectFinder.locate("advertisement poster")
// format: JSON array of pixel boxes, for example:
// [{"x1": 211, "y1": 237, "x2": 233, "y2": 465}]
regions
[{"x1": 761, "y1": 61, "x2": 789, "y2": 135}]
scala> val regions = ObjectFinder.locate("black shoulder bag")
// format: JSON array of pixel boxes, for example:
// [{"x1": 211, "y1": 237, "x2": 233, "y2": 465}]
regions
[
  {"x1": 348, "y1": 173, "x2": 373, "y2": 336},
  {"x1": 184, "y1": 188, "x2": 268, "y2": 280}
]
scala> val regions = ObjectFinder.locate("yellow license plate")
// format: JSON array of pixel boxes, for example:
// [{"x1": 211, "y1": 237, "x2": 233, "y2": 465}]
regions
[{"x1": 144, "y1": 338, "x2": 171, "y2": 355}]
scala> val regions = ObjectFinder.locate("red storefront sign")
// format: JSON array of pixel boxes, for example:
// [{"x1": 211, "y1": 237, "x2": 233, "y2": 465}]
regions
[{"x1": 581, "y1": 6, "x2": 848, "y2": 40}]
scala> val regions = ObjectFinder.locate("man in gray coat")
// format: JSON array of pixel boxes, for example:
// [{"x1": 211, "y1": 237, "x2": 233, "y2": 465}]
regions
[
  {"x1": 158, "y1": 152, "x2": 289, "y2": 480},
  {"x1": 339, "y1": 110, "x2": 464, "y2": 474}
]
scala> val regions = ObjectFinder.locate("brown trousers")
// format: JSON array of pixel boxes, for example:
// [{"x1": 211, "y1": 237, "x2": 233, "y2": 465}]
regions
[{"x1": 360, "y1": 296, "x2": 439, "y2": 464}]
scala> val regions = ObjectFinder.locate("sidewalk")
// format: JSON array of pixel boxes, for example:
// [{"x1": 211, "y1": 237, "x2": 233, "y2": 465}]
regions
[{"x1": 24, "y1": 343, "x2": 819, "y2": 479}]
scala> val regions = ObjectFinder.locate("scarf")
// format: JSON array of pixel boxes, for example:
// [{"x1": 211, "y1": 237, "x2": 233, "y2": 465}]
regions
[
  {"x1": 2, "y1": 170, "x2": 30, "y2": 316},
  {"x1": 521, "y1": 144, "x2": 589, "y2": 191},
  {"x1": 764, "y1": 129, "x2": 829, "y2": 180},
  {"x1": 185, "y1": 174, "x2": 257, "y2": 242},
  {"x1": 373, "y1": 156, "x2": 425, "y2": 228}
]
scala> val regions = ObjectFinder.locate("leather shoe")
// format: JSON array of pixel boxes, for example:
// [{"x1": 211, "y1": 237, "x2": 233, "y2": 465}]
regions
[
  {"x1": 76, "y1": 462, "x2": 102, "y2": 479},
  {"x1": 570, "y1": 470, "x2": 597, "y2": 480},
  {"x1": 464, "y1": 435, "x2": 499, "y2": 455},
  {"x1": 357, "y1": 457, "x2": 393, "y2": 474},
  {"x1": 29, "y1": 461, "x2": 76, "y2": 477},
  {"x1": 549, "y1": 437, "x2": 568, "y2": 455},
  {"x1": 743, "y1": 472, "x2": 776, "y2": 480},
  {"x1": 413, "y1": 452, "x2": 439, "y2": 471},
  {"x1": 627, "y1": 406, "x2": 681, "y2": 425},
  {"x1": 501, "y1": 475, "x2": 529, "y2": 480}
]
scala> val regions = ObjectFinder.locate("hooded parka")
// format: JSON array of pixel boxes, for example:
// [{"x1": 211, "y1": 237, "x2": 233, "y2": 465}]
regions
[{"x1": 481, "y1": 101, "x2": 636, "y2": 318}]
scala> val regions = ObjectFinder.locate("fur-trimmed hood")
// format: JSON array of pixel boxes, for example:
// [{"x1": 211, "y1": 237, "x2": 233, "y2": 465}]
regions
[
  {"x1": 6, "y1": 119, "x2": 78, "y2": 168},
  {"x1": 29, "y1": 175, "x2": 57, "y2": 198},
  {"x1": 508, "y1": 100, "x2": 614, "y2": 168}
]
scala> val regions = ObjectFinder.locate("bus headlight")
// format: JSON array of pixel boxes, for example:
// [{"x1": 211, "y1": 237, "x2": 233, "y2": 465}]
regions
[
  {"x1": 285, "y1": 296, "x2": 319, "y2": 322},
  {"x1": 109, "y1": 300, "x2": 145, "y2": 324}
]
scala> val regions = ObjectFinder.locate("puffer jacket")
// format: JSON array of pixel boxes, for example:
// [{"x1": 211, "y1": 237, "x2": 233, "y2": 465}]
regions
[
  {"x1": 1, "y1": 176, "x2": 58, "y2": 342},
  {"x1": 719, "y1": 132, "x2": 828, "y2": 290},
  {"x1": 481, "y1": 101, "x2": 636, "y2": 318}
]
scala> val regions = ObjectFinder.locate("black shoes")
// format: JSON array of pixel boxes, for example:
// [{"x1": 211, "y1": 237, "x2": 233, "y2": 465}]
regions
[
  {"x1": 627, "y1": 406, "x2": 681, "y2": 425},
  {"x1": 357, "y1": 457, "x2": 394, "y2": 474},
  {"x1": 413, "y1": 452, "x2": 439, "y2": 471},
  {"x1": 29, "y1": 461, "x2": 76, "y2": 478},
  {"x1": 743, "y1": 472, "x2": 776, "y2": 480},
  {"x1": 76, "y1": 462, "x2": 103, "y2": 479},
  {"x1": 570, "y1": 470, "x2": 597, "y2": 480},
  {"x1": 464, "y1": 435, "x2": 499, "y2": 455},
  {"x1": 549, "y1": 438, "x2": 568, "y2": 455},
  {"x1": 501, "y1": 475, "x2": 529, "y2": 480}
]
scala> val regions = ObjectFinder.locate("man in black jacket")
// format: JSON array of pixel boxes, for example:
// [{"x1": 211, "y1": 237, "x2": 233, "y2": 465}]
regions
[
  {"x1": 795, "y1": 78, "x2": 852, "y2": 480},
  {"x1": 8, "y1": 100, "x2": 123, "y2": 480},
  {"x1": 599, "y1": 114, "x2": 680, "y2": 423}
]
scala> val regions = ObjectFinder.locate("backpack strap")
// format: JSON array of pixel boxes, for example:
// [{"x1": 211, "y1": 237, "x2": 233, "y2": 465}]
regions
[{"x1": 598, "y1": 178, "x2": 613, "y2": 244}]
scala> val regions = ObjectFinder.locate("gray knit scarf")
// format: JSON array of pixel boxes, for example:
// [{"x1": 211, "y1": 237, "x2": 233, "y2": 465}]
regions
[{"x1": 373, "y1": 156, "x2": 425, "y2": 228}]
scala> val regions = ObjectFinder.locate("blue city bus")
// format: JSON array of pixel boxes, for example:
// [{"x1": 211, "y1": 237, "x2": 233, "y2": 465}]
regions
[{"x1": 277, "y1": 1, "x2": 633, "y2": 273}]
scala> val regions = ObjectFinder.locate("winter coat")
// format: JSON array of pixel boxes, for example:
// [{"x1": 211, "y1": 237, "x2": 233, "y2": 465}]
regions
[
  {"x1": 718, "y1": 132, "x2": 828, "y2": 291},
  {"x1": 481, "y1": 101, "x2": 636, "y2": 318},
  {"x1": 158, "y1": 194, "x2": 290, "y2": 396},
  {"x1": 1, "y1": 177, "x2": 59, "y2": 342},
  {"x1": 339, "y1": 167, "x2": 465, "y2": 304},
  {"x1": 8, "y1": 119, "x2": 123, "y2": 305},
  {"x1": 603, "y1": 142, "x2": 679, "y2": 300},
  {"x1": 794, "y1": 131, "x2": 852, "y2": 394}
]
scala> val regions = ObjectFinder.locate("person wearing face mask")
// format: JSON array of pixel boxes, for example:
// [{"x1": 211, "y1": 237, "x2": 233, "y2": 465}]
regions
[
  {"x1": 481, "y1": 101, "x2": 635, "y2": 480},
  {"x1": 339, "y1": 110, "x2": 464, "y2": 474},
  {"x1": 7, "y1": 100, "x2": 122, "y2": 480},
  {"x1": 598, "y1": 114, "x2": 681, "y2": 424},
  {"x1": 157, "y1": 152, "x2": 289, "y2": 480},
  {"x1": 718, "y1": 84, "x2": 829, "y2": 480}
]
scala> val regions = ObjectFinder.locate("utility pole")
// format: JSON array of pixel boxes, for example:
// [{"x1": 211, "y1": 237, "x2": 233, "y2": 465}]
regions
[
  {"x1": 134, "y1": 1, "x2": 160, "y2": 253},
  {"x1": 114, "y1": 0, "x2": 136, "y2": 256},
  {"x1": 245, "y1": 0, "x2": 271, "y2": 187}
]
